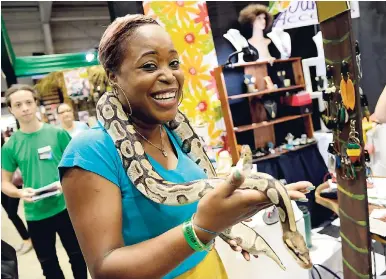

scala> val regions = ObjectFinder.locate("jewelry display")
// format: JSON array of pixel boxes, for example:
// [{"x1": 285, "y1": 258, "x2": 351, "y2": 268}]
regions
[
  {"x1": 263, "y1": 100, "x2": 277, "y2": 119},
  {"x1": 264, "y1": 76, "x2": 275, "y2": 90},
  {"x1": 277, "y1": 71, "x2": 285, "y2": 88},
  {"x1": 223, "y1": 29, "x2": 250, "y2": 63},
  {"x1": 267, "y1": 27, "x2": 291, "y2": 59},
  {"x1": 244, "y1": 74, "x2": 258, "y2": 93},
  {"x1": 339, "y1": 61, "x2": 355, "y2": 110}
]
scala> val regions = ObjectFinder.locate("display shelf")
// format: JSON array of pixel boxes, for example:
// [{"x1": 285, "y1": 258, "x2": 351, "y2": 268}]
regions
[
  {"x1": 252, "y1": 142, "x2": 317, "y2": 163},
  {"x1": 214, "y1": 56, "x2": 312, "y2": 165},
  {"x1": 225, "y1": 57, "x2": 302, "y2": 69},
  {"x1": 234, "y1": 114, "x2": 311, "y2": 133},
  {"x1": 228, "y1": 84, "x2": 305, "y2": 100}
]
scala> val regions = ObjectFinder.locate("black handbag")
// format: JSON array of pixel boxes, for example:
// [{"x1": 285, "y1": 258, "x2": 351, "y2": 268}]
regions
[{"x1": 1, "y1": 240, "x2": 19, "y2": 279}]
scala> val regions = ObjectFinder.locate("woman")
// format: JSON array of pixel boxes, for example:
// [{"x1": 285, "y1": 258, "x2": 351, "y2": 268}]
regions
[
  {"x1": 59, "y1": 14, "x2": 312, "y2": 279},
  {"x1": 370, "y1": 85, "x2": 386, "y2": 123},
  {"x1": 1, "y1": 133, "x2": 33, "y2": 255},
  {"x1": 56, "y1": 103, "x2": 89, "y2": 138}
]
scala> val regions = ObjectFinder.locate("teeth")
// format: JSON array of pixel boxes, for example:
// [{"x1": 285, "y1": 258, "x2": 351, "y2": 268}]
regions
[{"x1": 153, "y1": 91, "x2": 176, "y2": 100}]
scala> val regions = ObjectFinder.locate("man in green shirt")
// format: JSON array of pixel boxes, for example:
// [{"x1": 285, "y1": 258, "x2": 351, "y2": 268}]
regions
[{"x1": 1, "y1": 84, "x2": 87, "y2": 279}]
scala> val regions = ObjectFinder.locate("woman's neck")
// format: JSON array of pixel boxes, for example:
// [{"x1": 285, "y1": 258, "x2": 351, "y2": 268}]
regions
[
  {"x1": 62, "y1": 120, "x2": 75, "y2": 131},
  {"x1": 250, "y1": 28, "x2": 264, "y2": 42},
  {"x1": 19, "y1": 118, "x2": 43, "y2": 134},
  {"x1": 131, "y1": 117, "x2": 162, "y2": 143}
]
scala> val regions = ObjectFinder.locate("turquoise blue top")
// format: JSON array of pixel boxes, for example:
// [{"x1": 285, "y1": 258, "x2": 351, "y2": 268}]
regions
[{"x1": 58, "y1": 122, "x2": 208, "y2": 279}]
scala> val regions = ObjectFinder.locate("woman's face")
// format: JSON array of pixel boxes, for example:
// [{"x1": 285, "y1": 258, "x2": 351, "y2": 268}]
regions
[
  {"x1": 57, "y1": 103, "x2": 74, "y2": 123},
  {"x1": 112, "y1": 24, "x2": 184, "y2": 125},
  {"x1": 253, "y1": 13, "x2": 266, "y2": 31}
]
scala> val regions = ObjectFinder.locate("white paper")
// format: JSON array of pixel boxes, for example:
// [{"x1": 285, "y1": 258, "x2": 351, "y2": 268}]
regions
[
  {"x1": 350, "y1": 1, "x2": 360, "y2": 18},
  {"x1": 369, "y1": 217, "x2": 386, "y2": 237},
  {"x1": 370, "y1": 209, "x2": 386, "y2": 219}
]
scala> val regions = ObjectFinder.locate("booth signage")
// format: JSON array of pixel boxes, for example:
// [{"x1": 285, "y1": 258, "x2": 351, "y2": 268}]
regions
[{"x1": 273, "y1": 1, "x2": 318, "y2": 30}]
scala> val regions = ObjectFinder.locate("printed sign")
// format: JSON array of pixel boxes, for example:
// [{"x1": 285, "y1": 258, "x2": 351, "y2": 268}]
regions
[{"x1": 272, "y1": 1, "x2": 318, "y2": 30}]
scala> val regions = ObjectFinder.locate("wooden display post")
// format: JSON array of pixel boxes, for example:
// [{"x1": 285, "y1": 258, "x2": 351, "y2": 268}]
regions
[{"x1": 316, "y1": 3, "x2": 373, "y2": 279}]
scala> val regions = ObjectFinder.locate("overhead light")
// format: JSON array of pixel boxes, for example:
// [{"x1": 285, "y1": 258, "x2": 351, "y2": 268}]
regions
[{"x1": 86, "y1": 52, "x2": 95, "y2": 62}]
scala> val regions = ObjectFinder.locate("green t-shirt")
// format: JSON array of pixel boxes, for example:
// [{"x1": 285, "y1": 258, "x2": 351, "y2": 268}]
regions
[{"x1": 1, "y1": 123, "x2": 71, "y2": 221}]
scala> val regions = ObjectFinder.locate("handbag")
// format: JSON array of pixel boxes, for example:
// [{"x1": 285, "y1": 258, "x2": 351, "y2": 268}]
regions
[{"x1": 1, "y1": 240, "x2": 19, "y2": 279}]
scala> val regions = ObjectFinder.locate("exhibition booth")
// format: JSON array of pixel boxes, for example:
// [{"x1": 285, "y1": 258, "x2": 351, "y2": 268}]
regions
[{"x1": 1, "y1": 1, "x2": 385, "y2": 279}]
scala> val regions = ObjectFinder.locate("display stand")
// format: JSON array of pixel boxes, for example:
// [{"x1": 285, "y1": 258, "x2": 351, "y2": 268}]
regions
[
  {"x1": 214, "y1": 57, "x2": 313, "y2": 165},
  {"x1": 316, "y1": 2, "x2": 373, "y2": 279}
]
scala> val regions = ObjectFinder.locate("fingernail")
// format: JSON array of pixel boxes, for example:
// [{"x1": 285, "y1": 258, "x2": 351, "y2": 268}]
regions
[
  {"x1": 307, "y1": 186, "x2": 315, "y2": 191},
  {"x1": 236, "y1": 246, "x2": 242, "y2": 252},
  {"x1": 296, "y1": 198, "x2": 309, "y2": 202},
  {"x1": 233, "y1": 170, "x2": 241, "y2": 179}
]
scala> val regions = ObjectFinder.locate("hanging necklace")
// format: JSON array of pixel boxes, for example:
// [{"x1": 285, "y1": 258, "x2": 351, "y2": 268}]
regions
[{"x1": 134, "y1": 125, "x2": 168, "y2": 157}]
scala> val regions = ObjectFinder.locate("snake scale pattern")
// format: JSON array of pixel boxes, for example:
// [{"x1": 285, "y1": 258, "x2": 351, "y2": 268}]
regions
[{"x1": 96, "y1": 92, "x2": 312, "y2": 270}]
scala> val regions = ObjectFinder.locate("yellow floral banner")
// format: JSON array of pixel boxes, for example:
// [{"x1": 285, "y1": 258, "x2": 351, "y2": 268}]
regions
[{"x1": 143, "y1": 1, "x2": 224, "y2": 147}]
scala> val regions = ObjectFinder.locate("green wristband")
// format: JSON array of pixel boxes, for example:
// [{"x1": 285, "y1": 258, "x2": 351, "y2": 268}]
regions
[{"x1": 182, "y1": 219, "x2": 214, "y2": 252}]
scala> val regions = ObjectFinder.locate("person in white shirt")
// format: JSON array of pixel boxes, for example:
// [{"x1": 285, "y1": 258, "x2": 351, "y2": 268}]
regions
[
  {"x1": 366, "y1": 85, "x2": 386, "y2": 177},
  {"x1": 56, "y1": 103, "x2": 89, "y2": 138},
  {"x1": 370, "y1": 85, "x2": 386, "y2": 124}
]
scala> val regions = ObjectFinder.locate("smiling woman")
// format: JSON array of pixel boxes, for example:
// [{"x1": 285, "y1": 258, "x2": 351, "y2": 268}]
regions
[{"x1": 58, "y1": 14, "x2": 312, "y2": 279}]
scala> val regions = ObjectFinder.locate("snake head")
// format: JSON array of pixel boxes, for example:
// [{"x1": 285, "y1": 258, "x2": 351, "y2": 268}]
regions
[
  {"x1": 283, "y1": 231, "x2": 312, "y2": 269},
  {"x1": 236, "y1": 145, "x2": 253, "y2": 174}
]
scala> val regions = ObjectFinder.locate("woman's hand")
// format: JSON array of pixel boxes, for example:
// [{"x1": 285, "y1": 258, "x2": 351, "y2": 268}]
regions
[
  {"x1": 17, "y1": 188, "x2": 36, "y2": 202},
  {"x1": 285, "y1": 181, "x2": 315, "y2": 202},
  {"x1": 209, "y1": 180, "x2": 315, "y2": 261},
  {"x1": 194, "y1": 170, "x2": 270, "y2": 243}
]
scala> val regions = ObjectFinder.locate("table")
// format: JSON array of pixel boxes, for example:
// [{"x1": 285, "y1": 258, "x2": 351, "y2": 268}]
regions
[
  {"x1": 315, "y1": 182, "x2": 386, "y2": 244},
  {"x1": 315, "y1": 182, "x2": 386, "y2": 271}
]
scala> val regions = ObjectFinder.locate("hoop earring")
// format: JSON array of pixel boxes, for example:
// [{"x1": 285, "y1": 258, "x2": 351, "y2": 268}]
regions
[
  {"x1": 114, "y1": 83, "x2": 132, "y2": 116},
  {"x1": 178, "y1": 90, "x2": 184, "y2": 106}
]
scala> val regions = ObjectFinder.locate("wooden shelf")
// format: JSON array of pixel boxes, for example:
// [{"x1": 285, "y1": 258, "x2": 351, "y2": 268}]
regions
[
  {"x1": 213, "y1": 55, "x2": 311, "y2": 165},
  {"x1": 234, "y1": 113, "x2": 311, "y2": 133},
  {"x1": 224, "y1": 57, "x2": 302, "y2": 69},
  {"x1": 252, "y1": 142, "x2": 317, "y2": 163},
  {"x1": 228, "y1": 84, "x2": 305, "y2": 100}
]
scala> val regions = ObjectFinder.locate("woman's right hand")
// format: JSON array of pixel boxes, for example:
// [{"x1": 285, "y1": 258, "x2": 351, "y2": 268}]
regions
[
  {"x1": 17, "y1": 188, "x2": 36, "y2": 202},
  {"x1": 194, "y1": 170, "x2": 264, "y2": 241}
]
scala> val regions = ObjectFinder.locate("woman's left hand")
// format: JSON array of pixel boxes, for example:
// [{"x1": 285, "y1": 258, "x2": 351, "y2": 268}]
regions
[{"x1": 222, "y1": 181, "x2": 315, "y2": 261}]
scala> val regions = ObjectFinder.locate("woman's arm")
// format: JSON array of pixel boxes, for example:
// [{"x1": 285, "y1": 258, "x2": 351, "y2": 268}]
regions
[
  {"x1": 62, "y1": 167, "x2": 214, "y2": 279},
  {"x1": 372, "y1": 85, "x2": 386, "y2": 123}
]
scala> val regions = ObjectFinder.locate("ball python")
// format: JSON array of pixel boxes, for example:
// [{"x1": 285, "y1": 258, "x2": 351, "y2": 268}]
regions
[{"x1": 96, "y1": 92, "x2": 312, "y2": 270}]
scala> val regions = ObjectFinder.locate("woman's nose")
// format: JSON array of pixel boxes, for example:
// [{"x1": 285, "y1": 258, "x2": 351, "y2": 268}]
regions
[{"x1": 159, "y1": 67, "x2": 176, "y2": 84}]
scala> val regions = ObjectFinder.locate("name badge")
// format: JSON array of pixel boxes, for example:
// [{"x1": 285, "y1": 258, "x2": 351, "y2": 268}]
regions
[{"x1": 38, "y1": 146, "x2": 52, "y2": 160}]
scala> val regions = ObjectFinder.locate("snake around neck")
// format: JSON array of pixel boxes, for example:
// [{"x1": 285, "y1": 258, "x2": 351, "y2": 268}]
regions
[{"x1": 96, "y1": 92, "x2": 312, "y2": 270}]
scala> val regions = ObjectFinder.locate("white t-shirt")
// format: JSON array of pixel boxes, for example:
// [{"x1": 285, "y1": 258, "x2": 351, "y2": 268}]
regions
[
  {"x1": 367, "y1": 124, "x2": 386, "y2": 176},
  {"x1": 67, "y1": 121, "x2": 89, "y2": 138}
]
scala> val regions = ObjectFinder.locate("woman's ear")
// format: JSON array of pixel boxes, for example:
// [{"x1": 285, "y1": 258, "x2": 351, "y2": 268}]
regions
[{"x1": 107, "y1": 71, "x2": 118, "y2": 85}]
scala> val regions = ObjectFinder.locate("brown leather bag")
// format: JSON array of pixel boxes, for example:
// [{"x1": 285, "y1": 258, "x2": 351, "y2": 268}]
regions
[
  {"x1": 11, "y1": 169, "x2": 23, "y2": 187},
  {"x1": 251, "y1": 98, "x2": 267, "y2": 123}
]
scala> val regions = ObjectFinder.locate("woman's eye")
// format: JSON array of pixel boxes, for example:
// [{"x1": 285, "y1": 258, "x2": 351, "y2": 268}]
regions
[
  {"x1": 170, "y1": 60, "x2": 180, "y2": 69},
  {"x1": 142, "y1": 63, "x2": 157, "y2": 71}
]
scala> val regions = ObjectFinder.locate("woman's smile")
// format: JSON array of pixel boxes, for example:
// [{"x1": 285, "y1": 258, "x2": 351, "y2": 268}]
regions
[{"x1": 150, "y1": 88, "x2": 179, "y2": 110}]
